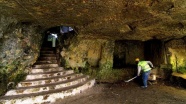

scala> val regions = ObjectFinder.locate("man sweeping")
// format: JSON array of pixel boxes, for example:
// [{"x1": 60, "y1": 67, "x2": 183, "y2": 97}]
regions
[{"x1": 135, "y1": 58, "x2": 154, "y2": 88}]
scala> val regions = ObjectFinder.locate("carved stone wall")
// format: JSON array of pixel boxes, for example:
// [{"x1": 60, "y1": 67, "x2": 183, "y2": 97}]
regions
[
  {"x1": 114, "y1": 40, "x2": 144, "y2": 68},
  {"x1": 165, "y1": 37, "x2": 186, "y2": 73},
  {"x1": 0, "y1": 16, "x2": 43, "y2": 94}
]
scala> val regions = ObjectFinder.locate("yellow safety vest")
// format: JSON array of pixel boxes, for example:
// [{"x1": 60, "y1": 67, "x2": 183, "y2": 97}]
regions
[{"x1": 138, "y1": 61, "x2": 151, "y2": 72}]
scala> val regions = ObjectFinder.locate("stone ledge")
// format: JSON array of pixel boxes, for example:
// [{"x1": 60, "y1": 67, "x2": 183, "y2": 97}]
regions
[
  {"x1": 172, "y1": 72, "x2": 186, "y2": 80},
  {"x1": 171, "y1": 72, "x2": 186, "y2": 88}
]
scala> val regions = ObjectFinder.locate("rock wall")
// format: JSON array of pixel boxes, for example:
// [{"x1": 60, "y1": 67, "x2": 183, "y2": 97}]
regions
[
  {"x1": 165, "y1": 37, "x2": 186, "y2": 74},
  {"x1": 99, "y1": 40, "x2": 114, "y2": 70},
  {"x1": 61, "y1": 36, "x2": 111, "y2": 69},
  {"x1": 144, "y1": 39, "x2": 164, "y2": 66},
  {"x1": 0, "y1": 16, "x2": 43, "y2": 94},
  {"x1": 61, "y1": 36, "x2": 144, "y2": 70},
  {"x1": 60, "y1": 36, "x2": 119, "y2": 82},
  {"x1": 114, "y1": 40, "x2": 144, "y2": 68}
]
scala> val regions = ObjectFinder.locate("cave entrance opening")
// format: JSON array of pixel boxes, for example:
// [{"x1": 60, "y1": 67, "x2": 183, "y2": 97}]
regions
[
  {"x1": 42, "y1": 26, "x2": 74, "y2": 48},
  {"x1": 42, "y1": 26, "x2": 76, "y2": 66},
  {"x1": 113, "y1": 39, "x2": 164, "y2": 69}
]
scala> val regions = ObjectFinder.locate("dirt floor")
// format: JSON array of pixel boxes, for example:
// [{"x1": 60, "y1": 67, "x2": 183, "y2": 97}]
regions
[{"x1": 53, "y1": 80, "x2": 186, "y2": 104}]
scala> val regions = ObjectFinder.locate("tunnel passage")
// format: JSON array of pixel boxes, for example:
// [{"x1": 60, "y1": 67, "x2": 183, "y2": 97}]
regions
[
  {"x1": 42, "y1": 25, "x2": 76, "y2": 66},
  {"x1": 113, "y1": 40, "x2": 144, "y2": 69},
  {"x1": 1, "y1": 0, "x2": 186, "y2": 100},
  {"x1": 144, "y1": 39, "x2": 164, "y2": 66},
  {"x1": 113, "y1": 40, "x2": 127, "y2": 68},
  {"x1": 113, "y1": 39, "x2": 165, "y2": 82},
  {"x1": 113, "y1": 39, "x2": 164, "y2": 68},
  {"x1": 42, "y1": 26, "x2": 75, "y2": 48},
  {"x1": 43, "y1": 26, "x2": 60, "y2": 48}
]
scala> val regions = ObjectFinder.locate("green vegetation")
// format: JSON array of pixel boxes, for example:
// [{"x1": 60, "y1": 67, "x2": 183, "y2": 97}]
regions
[
  {"x1": 77, "y1": 62, "x2": 128, "y2": 83},
  {"x1": 97, "y1": 69, "x2": 126, "y2": 83},
  {"x1": 9, "y1": 69, "x2": 27, "y2": 84},
  {"x1": 177, "y1": 60, "x2": 186, "y2": 74},
  {"x1": 177, "y1": 66, "x2": 186, "y2": 74},
  {"x1": 0, "y1": 67, "x2": 27, "y2": 95},
  {"x1": 170, "y1": 54, "x2": 186, "y2": 74},
  {"x1": 79, "y1": 66, "x2": 127, "y2": 83},
  {"x1": 0, "y1": 68, "x2": 8, "y2": 95}
]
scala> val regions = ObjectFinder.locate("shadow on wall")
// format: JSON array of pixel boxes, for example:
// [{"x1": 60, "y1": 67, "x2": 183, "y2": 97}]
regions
[
  {"x1": 113, "y1": 40, "x2": 144, "y2": 68},
  {"x1": 144, "y1": 39, "x2": 164, "y2": 66}
]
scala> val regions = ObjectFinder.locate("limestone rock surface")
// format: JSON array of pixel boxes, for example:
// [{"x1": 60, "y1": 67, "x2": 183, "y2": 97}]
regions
[{"x1": 1, "y1": 0, "x2": 186, "y2": 40}]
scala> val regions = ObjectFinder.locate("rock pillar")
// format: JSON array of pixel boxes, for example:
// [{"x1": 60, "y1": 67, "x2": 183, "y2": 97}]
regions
[{"x1": 99, "y1": 40, "x2": 115, "y2": 71}]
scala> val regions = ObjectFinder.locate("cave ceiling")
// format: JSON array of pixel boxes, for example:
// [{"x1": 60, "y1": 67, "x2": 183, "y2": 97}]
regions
[{"x1": 1, "y1": 0, "x2": 186, "y2": 41}]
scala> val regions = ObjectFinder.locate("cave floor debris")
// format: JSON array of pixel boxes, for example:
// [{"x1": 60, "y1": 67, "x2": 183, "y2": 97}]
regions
[{"x1": 53, "y1": 81, "x2": 186, "y2": 104}]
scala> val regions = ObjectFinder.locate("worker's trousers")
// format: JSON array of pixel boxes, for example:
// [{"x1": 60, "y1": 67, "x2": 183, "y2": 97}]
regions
[{"x1": 142, "y1": 70, "x2": 151, "y2": 87}]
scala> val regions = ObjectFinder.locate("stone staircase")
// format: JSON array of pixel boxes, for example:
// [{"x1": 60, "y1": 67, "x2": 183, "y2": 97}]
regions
[{"x1": 0, "y1": 47, "x2": 95, "y2": 104}]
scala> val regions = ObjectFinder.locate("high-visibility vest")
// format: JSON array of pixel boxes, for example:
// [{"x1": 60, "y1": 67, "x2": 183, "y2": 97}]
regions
[{"x1": 138, "y1": 61, "x2": 151, "y2": 72}]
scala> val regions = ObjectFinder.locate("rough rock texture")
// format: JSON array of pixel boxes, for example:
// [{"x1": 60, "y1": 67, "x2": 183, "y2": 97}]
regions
[
  {"x1": 0, "y1": 0, "x2": 186, "y2": 88},
  {"x1": 0, "y1": 23, "x2": 43, "y2": 72},
  {"x1": 61, "y1": 37, "x2": 110, "y2": 69},
  {"x1": 0, "y1": 0, "x2": 186, "y2": 40},
  {"x1": 114, "y1": 40, "x2": 144, "y2": 67},
  {"x1": 165, "y1": 37, "x2": 186, "y2": 73},
  {"x1": 57, "y1": 32, "x2": 125, "y2": 82},
  {"x1": 0, "y1": 16, "x2": 43, "y2": 94}
]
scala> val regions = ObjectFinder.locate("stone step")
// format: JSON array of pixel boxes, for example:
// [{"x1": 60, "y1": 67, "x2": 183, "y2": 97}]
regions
[
  {"x1": 34, "y1": 60, "x2": 58, "y2": 64},
  {"x1": 6, "y1": 75, "x2": 88, "y2": 96},
  {"x1": 41, "y1": 47, "x2": 53, "y2": 49},
  {"x1": 26, "y1": 70, "x2": 74, "y2": 80},
  {"x1": 41, "y1": 48, "x2": 54, "y2": 51},
  {"x1": 38, "y1": 57, "x2": 57, "y2": 60},
  {"x1": 19, "y1": 73, "x2": 80, "y2": 87},
  {"x1": 40, "y1": 54, "x2": 56, "y2": 57},
  {"x1": 40, "y1": 51, "x2": 54, "y2": 54},
  {"x1": 33, "y1": 64, "x2": 58, "y2": 69},
  {"x1": 0, "y1": 45, "x2": 96, "y2": 104},
  {"x1": 30, "y1": 67, "x2": 63, "y2": 74},
  {"x1": 0, "y1": 78, "x2": 95, "y2": 104}
]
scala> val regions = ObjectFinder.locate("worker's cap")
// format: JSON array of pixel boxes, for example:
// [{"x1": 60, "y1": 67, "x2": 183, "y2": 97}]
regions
[{"x1": 135, "y1": 58, "x2": 140, "y2": 62}]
